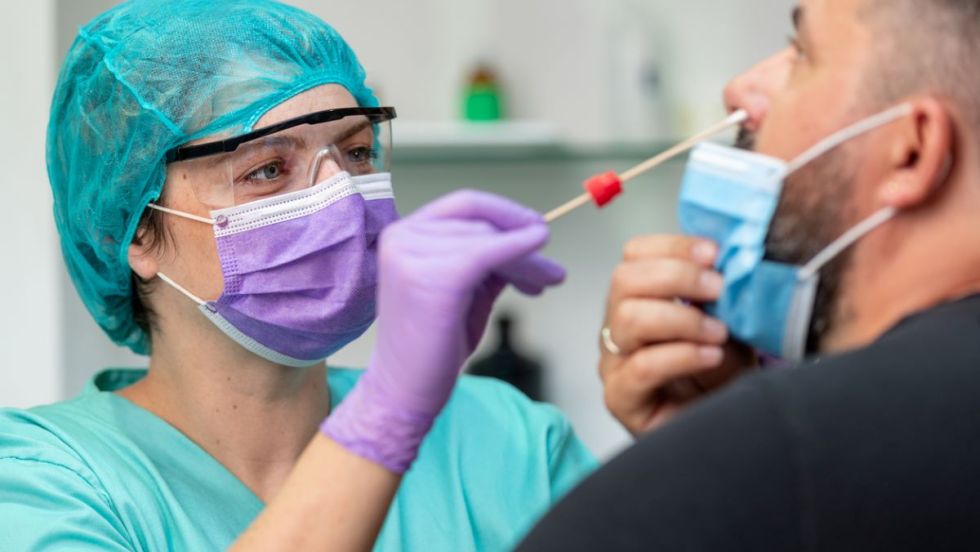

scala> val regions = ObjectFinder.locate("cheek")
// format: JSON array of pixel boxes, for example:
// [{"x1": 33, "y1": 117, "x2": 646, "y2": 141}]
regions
[
  {"x1": 166, "y1": 219, "x2": 225, "y2": 301},
  {"x1": 754, "y1": 83, "x2": 847, "y2": 163},
  {"x1": 159, "y1": 170, "x2": 226, "y2": 301},
  {"x1": 755, "y1": 60, "x2": 865, "y2": 162},
  {"x1": 754, "y1": 95, "x2": 816, "y2": 161}
]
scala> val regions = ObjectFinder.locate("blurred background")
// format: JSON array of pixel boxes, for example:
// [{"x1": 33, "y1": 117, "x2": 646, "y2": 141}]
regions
[{"x1": 1, "y1": 0, "x2": 793, "y2": 458}]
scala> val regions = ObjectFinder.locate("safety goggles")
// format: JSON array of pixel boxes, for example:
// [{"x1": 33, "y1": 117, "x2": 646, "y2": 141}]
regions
[{"x1": 164, "y1": 107, "x2": 396, "y2": 208}]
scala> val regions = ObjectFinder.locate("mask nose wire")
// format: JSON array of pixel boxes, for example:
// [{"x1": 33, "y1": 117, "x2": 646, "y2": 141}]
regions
[{"x1": 786, "y1": 104, "x2": 914, "y2": 175}]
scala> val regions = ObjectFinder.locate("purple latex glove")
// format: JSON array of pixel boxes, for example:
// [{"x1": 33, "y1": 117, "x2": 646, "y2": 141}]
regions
[{"x1": 322, "y1": 190, "x2": 565, "y2": 472}]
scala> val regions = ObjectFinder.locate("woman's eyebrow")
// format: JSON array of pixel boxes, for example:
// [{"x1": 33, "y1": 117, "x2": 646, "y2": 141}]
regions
[
  {"x1": 331, "y1": 120, "x2": 373, "y2": 143},
  {"x1": 234, "y1": 134, "x2": 307, "y2": 158}
]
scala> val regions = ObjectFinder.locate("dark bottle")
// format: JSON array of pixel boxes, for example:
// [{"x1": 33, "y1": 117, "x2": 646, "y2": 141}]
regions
[{"x1": 467, "y1": 314, "x2": 544, "y2": 402}]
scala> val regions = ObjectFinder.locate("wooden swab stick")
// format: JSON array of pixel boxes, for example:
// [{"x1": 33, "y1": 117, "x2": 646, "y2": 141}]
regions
[{"x1": 544, "y1": 110, "x2": 748, "y2": 223}]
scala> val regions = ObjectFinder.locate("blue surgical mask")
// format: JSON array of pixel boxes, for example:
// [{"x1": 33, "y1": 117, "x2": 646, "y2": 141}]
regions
[{"x1": 678, "y1": 104, "x2": 912, "y2": 361}]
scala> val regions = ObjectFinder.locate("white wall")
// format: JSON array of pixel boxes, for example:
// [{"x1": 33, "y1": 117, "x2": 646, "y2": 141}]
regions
[
  {"x1": 289, "y1": 0, "x2": 796, "y2": 141},
  {"x1": 37, "y1": 0, "x2": 794, "y2": 458},
  {"x1": 0, "y1": 0, "x2": 60, "y2": 408}
]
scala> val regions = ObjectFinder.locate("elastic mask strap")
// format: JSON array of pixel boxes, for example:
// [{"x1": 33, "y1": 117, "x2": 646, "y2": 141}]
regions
[
  {"x1": 786, "y1": 104, "x2": 914, "y2": 175},
  {"x1": 797, "y1": 207, "x2": 897, "y2": 281},
  {"x1": 156, "y1": 271, "x2": 208, "y2": 306},
  {"x1": 147, "y1": 203, "x2": 216, "y2": 225}
]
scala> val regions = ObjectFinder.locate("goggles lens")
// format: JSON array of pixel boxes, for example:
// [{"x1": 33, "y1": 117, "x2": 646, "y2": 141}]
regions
[{"x1": 169, "y1": 108, "x2": 394, "y2": 209}]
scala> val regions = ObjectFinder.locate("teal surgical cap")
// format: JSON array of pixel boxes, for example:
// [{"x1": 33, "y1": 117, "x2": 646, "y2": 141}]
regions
[{"x1": 47, "y1": 0, "x2": 379, "y2": 355}]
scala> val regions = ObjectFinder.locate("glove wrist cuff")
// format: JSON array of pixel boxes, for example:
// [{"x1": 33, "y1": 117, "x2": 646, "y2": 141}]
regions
[{"x1": 321, "y1": 374, "x2": 436, "y2": 474}]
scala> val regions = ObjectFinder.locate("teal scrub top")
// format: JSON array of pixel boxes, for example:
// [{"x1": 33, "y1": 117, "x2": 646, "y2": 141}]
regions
[{"x1": 0, "y1": 368, "x2": 596, "y2": 551}]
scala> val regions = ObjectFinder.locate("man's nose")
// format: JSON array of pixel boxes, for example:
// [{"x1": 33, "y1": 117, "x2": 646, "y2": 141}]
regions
[{"x1": 723, "y1": 48, "x2": 796, "y2": 132}]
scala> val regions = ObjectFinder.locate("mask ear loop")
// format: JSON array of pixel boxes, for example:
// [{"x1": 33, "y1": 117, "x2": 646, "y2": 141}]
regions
[
  {"x1": 156, "y1": 272, "x2": 208, "y2": 306},
  {"x1": 780, "y1": 103, "x2": 914, "y2": 281},
  {"x1": 142, "y1": 204, "x2": 215, "y2": 308},
  {"x1": 797, "y1": 207, "x2": 897, "y2": 282},
  {"x1": 786, "y1": 104, "x2": 915, "y2": 174},
  {"x1": 798, "y1": 149, "x2": 956, "y2": 282},
  {"x1": 146, "y1": 203, "x2": 216, "y2": 225}
]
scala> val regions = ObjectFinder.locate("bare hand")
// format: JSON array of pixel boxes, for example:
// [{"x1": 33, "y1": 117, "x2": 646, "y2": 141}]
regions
[{"x1": 600, "y1": 235, "x2": 756, "y2": 436}]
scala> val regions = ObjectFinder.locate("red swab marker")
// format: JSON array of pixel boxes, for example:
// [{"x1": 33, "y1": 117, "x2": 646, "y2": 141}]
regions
[{"x1": 584, "y1": 171, "x2": 623, "y2": 207}]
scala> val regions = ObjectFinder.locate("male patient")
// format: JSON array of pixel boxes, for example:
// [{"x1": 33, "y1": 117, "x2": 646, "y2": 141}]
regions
[{"x1": 521, "y1": 0, "x2": 980, "y2": 549}]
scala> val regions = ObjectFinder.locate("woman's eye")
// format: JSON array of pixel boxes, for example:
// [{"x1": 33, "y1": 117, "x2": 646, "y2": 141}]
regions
[
  {"x1": 787, "y1": 35, "x2": 806, "y2": 62},
  {"x1": 346, "y1": 147, "x2": 378, "y2": 165},
  {"x1": 245, "y1": 160, "x2": 285, "y2": 181}
]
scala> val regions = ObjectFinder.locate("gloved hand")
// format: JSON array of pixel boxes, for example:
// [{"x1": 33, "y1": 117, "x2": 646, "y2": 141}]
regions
[{"x1": 322, "y1": 190, "x2": 565, "y2": 473}]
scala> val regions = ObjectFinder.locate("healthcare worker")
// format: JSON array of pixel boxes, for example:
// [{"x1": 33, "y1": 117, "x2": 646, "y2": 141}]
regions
[{"x1": 0, "y1": 1, "x2": 594, "y2": 550}]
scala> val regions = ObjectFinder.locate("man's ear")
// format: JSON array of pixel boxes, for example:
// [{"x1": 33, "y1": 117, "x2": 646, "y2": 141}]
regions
[
  {"x1": 878, "y1": 96, "x2": 954, "y2": 209},
  {"x1": 128, "y1": 227, "x2": 159, "y2": 281}
]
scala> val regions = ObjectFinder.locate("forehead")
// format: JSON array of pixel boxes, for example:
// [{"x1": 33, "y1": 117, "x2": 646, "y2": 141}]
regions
[
  {"x1": 256, "y1": 84, "x2": 359, "y2": 128},
  {"x1": 794, "y1": 0, "x2": 878, "y2": 73},
  {"x1": 797, "y1": 0, "x2": 867, "y2": 32},
  {"x1": 181, "y1": 84, "x2": 359, "y2": 149}
]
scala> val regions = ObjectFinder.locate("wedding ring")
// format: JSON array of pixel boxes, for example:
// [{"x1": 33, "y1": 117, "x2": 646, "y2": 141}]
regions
[{"x1": 601, "y1": 326, "x2": 623, "y2": 356}]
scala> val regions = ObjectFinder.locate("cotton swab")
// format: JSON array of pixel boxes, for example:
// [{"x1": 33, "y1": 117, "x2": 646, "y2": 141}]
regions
[{"x1": 543, "y1": 110, "x2": 749, "y2": 223}]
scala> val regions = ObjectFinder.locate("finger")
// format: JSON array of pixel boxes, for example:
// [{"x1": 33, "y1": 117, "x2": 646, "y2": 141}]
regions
[
  {"x1": 690, "y1": 340, "x2": 758, "y2": 390},
  {"x1": 662, "y1": 377, "x2": 704, "y2": 403},
  {"x1": 413, "y1": 189, "x2": 543, "y2": 230},
  {"x1": 607, "y1": 343, "x2": 723, "y2": 407},
  {"x1": 468, "y1": 223, "x2": 551, "y2": 274},
  {"x1": 608, "y1": 258, "x2": 723, "y2": 305},
  {"x1": 466, "y1": 276, "x2": 508, "y2": 349},
  {"x1": 604, "y1": 343, "x2": 723, "y2": 425},
  {"x1": 609, "y1": 299, "x2": 728, "y2": 353},
  {"x1": 622, "y1": 235, "x2": 718, "y2": 267},
  {"x1": 623, "y1": 343, "x2": 724, "y2": 390},
  {"x1": 495, "y1": 253, "x2": 566, "y2": 294}
]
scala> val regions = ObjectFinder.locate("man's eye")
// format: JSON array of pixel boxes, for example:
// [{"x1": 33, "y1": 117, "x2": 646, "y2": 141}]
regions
[
  {"x1": 245, "y1": 160, "x2": 285, "y2": 181},
  {"x1": 787, "y1": 35, "x2": 806, "y2": 61}
]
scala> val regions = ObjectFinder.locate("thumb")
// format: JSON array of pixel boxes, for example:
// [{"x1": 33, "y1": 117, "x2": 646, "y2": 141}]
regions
[
  {"x1": 468, "y1": 223, "x2": 550, "y2": 275},
  {"x1": 495, "y1": 254, "x2": 567, "y2": 295}
]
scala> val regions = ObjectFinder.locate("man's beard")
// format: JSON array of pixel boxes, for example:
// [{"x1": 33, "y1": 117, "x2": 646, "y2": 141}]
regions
[{"x1": 763, "y1": 146, "x2": 858, "y2": 353}]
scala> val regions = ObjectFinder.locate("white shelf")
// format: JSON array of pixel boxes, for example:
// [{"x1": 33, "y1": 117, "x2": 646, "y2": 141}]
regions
[
  {"x1": 395, "y1": 120, "x2": 562, "y2": 148},
  {"x1": 391, "y1": 123, "x2": 679, "y2": 164}
]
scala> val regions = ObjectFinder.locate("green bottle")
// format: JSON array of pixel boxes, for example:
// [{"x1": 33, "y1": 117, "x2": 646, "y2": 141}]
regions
[{"x1": 463, "y1": 64, "x2": 503, "y2": 122}]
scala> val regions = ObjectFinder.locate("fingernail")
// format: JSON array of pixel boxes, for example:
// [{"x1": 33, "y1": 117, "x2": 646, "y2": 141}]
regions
[
  {"x1": 699, "y1": 346, "x2": 724, "y2": 365},
  {"x1": 699, "y1": 271, "x2": 724, "y2": 297},
  {"x1": 701, "y1": 317, "x2": 728, "y2": 343},
  {"x1": 692, "y1": 242, "x2": 717, "y2": 265}
]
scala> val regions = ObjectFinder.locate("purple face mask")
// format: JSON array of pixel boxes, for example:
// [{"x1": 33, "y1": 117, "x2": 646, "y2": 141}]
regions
[{"x1": 154, "y1": 171, "x2": 398, "y2": 366}]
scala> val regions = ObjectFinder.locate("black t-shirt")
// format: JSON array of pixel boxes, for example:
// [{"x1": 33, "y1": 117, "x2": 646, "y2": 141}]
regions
[{"x1": 519, "y1": 295, "x2": 980, "y2": 551}]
